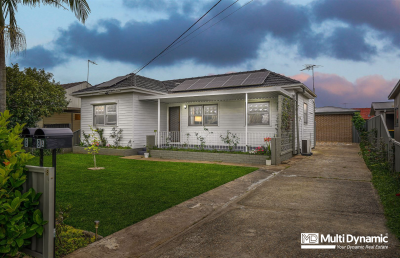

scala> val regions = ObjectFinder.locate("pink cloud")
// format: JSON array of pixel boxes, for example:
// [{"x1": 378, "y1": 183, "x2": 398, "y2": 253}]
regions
[{"x1": 290, "y1": 72, "x2": 398, "y2": 108}]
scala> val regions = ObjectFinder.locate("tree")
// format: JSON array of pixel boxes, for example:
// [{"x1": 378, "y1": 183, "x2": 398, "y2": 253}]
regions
[
  {"x1": 0, "y1": 0, "x2": 90, "y2": 113},
  {"x1": 6, "y1": 63, "x2": 69, "y2": 128}
]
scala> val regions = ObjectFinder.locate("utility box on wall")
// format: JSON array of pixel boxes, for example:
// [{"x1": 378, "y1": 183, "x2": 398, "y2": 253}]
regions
[{"x1": 34, "y1": 128, "x2": 73, "y2": 149}]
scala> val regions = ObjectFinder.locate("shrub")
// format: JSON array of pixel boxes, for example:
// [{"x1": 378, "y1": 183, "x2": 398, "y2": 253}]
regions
[
  {"x1": 352, "y1": 112, "x2": 366, "y2": 133},
  {"x1": 220, "y1": 131, "x2": 240, "y2": 152},
  {"x1": 0, "y1": 110, "x2": 46, "y2": 256}
]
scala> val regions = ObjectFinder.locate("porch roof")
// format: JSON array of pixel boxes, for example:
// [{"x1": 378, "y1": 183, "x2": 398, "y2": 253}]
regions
[{"x1": 138, "y1": 86, "x2": 294, "y2": 103}]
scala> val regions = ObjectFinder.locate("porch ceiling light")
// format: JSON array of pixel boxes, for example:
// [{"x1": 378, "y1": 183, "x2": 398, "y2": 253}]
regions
[
  {"x1": 184, "y1": 105, "x2": 187, "y2": 109},
  {"x1": 195, "y1": 116, "x2": 202, "y2": 122}
]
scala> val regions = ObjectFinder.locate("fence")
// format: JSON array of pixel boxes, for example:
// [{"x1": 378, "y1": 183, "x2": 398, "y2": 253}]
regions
[
  {"x1": 22, "y1": 166, "x2": 55, "y2": 258},
  {"x1": 366, "y1": 114, "x2": 400, "y2": 173},
  {"x1": 156, "y1": 131, "x2": 275, "y2": 152},
  {"x1": 72, "y1": 129, "x2": 81, "y2": 146}
]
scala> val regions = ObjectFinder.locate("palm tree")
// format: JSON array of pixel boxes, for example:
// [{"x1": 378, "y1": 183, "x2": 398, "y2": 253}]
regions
[{"x1": 0, "y1": 0, "x2": 90, "y2": 112}]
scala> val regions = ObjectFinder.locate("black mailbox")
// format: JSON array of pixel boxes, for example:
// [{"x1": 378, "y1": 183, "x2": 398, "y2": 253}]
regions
[
  {"x1": 34, "y1": 128, "x2": 73, "y2": 149},
  {"x1": 21, "y1": 128, "x2": 38, "y2": 148}
]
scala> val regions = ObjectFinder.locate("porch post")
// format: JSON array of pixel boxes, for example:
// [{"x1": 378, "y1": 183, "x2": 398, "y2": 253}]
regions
[
  {"x1": 245, "y1": 93, "x2": 248, "y2": 152},
  {"x1": 158, "y1": 99, "x2": 160, "y2": 148}
]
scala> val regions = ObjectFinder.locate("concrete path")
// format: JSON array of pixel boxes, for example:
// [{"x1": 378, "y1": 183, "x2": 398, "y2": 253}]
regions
[{"x1": 67, "y1": 145, "x2": 400, "y2": 257}]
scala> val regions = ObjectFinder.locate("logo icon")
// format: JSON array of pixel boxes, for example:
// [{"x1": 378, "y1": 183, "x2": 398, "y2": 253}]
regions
[{"x1": 301, "y1": 233, "x2": 319, "y2": 244}]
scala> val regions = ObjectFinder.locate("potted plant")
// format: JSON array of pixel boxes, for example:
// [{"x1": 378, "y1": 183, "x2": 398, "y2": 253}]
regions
[
  {"x1": 264, "y1": 137, "x2": 272, "y2": 165},
  {"x1": 144, "y1": 145, "x2": 150, "y2": 158}
]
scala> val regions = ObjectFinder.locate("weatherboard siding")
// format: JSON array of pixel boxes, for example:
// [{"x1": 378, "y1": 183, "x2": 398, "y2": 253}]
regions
[
  {"x1": 132, "y1": 93, "x2": 167, "y2": 149},
  {"x1": 80, "y1": 93, "x2": 134, "y2": 147},
  {"x1": 65, "y1": 83, "x2": 89, "y2": 108}
]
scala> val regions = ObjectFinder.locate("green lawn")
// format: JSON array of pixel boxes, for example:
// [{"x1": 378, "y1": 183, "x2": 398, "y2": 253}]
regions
[{"x1": 28, "y1": 153, "x2": 257, "y2": 236}]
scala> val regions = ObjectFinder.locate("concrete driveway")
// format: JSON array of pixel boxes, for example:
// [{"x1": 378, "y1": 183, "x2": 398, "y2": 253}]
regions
[{"x1": 68, "y1": 145, "x2": 400, "y2": 257}]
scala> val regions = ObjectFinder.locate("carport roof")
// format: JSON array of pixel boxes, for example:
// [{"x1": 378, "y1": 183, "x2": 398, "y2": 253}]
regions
[{"x1": 316, "y1": 106, "x2": 358, "y2": 115}]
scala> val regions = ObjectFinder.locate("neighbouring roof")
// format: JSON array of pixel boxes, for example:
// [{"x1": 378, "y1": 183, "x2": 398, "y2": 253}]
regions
[
  {"x1": 353, "y1": 108, "x2": 372, "y2": 120},
  {"x1": 316, "y1": 106, "x2": 358, "y2": 115},
  {"x1": 371, "y1": 101, "x2": 394, "y2": 110},
  {"x1": 60, "y1": 81, "x2": 87, "y2": 89},
  {"x1": 388, "y1": 79, "x2": 400, "y2": 99},
  {"x1": 72, "y1": 69, "x2": 313, "y2": 96}
]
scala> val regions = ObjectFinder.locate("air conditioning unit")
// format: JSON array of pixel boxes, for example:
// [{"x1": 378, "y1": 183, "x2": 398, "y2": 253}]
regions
[{"x1": 301, "y1": 139, "x2": 312, "y2": 156}]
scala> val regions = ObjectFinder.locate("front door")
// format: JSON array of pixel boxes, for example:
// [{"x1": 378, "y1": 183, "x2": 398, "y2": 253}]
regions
[{"x1": 169, "y1": 107, "x2": 180, "y2": 142}]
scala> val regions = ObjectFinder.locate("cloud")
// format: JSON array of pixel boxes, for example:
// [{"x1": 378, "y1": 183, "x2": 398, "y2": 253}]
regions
[
  {"x1": 291, "y1": 72, "x2": 397, "y2": 107},
  {"x1": 312, "y1": 0, "x2": 400, "y2": 47},
  {"x1": 13, "y1": 46, "x2": 66, "y2": 69}
]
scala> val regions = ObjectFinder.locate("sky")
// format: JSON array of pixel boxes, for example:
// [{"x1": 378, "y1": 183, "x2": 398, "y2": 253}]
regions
[{"x1": 9, "y1": 0, "x2": 400, "y2": 108}]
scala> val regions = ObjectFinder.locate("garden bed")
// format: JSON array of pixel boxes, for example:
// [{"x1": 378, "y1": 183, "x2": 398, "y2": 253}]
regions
[
  {"x1": 73, "y1": 146, "x2": 137, "y2": 156},
  {"x1": 150, "y1": 149, "x2": 269, "y2": 165}
]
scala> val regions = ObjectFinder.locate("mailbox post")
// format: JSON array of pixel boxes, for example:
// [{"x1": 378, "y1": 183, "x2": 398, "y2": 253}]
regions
[{"x1": 33, "y1": 128, "x2": 73, "y2": 257}]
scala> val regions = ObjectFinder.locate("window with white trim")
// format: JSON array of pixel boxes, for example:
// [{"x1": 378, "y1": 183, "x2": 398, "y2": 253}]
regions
[
  {"x1": 188, "y1": 105, "x2": 218, "y2": 126},
  {"x1": 247, "y1": 102, "x2": 270, "y2": 125},
  {"x1": 304, "y1": 102, "x2": 308, "y2": 124},
  {"x1": 94, "y1": 104, "x2": 117, "y2": 125}
]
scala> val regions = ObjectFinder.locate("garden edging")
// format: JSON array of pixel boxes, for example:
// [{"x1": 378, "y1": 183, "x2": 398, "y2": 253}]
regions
[
  {"x1": 73, "y1": 146, "x2": 137, "y2": 156},
  {"x1": 150, "y1": 150, "x2": 268, "y2": 165}
]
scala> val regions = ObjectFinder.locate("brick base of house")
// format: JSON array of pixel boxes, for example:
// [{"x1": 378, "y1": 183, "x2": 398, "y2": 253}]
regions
[
  {"x1": 316, "y1": 114, "x2": 353, "y2": 142},
  {"x1": 149, "y1": 150, "x2": 269, "y2": 165}
]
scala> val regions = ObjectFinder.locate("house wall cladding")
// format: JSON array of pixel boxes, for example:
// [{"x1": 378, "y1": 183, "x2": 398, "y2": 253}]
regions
[{"x1": 316, "y1": 114, "x2": 353, "y2": 142}]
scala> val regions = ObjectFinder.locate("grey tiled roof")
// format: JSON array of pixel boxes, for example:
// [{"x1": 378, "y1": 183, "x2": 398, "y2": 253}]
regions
[
  {"x1": 371, "y1": 101, "x2": 394, "y2": 110},
  {"x1": 60, "y1": 81, "x2": 87, "y2": 89},
  {"x1": 316, "y1": 106, "x2": 358, "y2": 114},
  {"x1": 72, "y1": 69, "x2": 305, "y2": 95},
  {"x1": 163, "y1": 69, "x2": 302, "y2": 91},
  {"x1": 73, "y1": 74, "x2": 168, "y2": 94}
]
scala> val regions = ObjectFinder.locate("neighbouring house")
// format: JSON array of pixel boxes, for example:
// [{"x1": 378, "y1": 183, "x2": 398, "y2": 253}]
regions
[
  {"x1": 370, "y1": 101, "x2": 395, "y2": 138},
  {"x1": 316, "y1": 106, "x2": 358, "y2": 143},
  {"x1": 37, "y1": 81, "x2": 91, "y2": 131},
  {"x1": 71, "y1": 69, "x2": 316, "y2": 160},
  {"x1": 388, "y1": 80, "x2": 400, "y2": 141},
  {"x1": 353, "y1": 108, "x2": 372, "y2": 120}
]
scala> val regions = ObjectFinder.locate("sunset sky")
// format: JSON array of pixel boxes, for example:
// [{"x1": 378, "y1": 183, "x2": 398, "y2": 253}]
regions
[{"x1": 10, "y1": 0, "x2": 400, "y2": 108}]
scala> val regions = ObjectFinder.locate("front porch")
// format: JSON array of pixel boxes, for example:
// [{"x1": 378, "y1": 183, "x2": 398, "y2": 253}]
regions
[{"x1": 139, "y1": 87, "x2": 296, "y2": 156}]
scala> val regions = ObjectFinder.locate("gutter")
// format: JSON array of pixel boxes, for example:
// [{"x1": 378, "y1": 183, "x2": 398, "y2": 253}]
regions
[{"x1": 71, "y1": 85, "x2": 168, "y2": 97}]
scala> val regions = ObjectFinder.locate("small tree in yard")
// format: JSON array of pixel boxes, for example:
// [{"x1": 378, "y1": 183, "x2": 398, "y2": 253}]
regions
[
  {"x1": 84, "y1": 126, "x2": 103, "y2": 170},
  {"x1": 0, "y1": 110, "x2": 47, "y2": 256}
]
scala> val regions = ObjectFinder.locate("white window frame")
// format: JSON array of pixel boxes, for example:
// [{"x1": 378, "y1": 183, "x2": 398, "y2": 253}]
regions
[
  {"x1": 93, "y1": 104, "x2": 118, "y2": 126},
  {"x1": 247, "y1": 101, "x2": 270, "y2": 126},
  {"x1": 304, "y1": 102, "x2": 308, "y2": 125},
  {"x1": 188, "y1": 104, "x2": 218, "y2": 126}
]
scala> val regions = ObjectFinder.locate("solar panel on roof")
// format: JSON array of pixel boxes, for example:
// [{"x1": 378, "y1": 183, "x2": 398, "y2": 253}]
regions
[
  {"x1": 171, "y1": 79, "x2": 198, "y2": 91},
  {"x1": 187, "y1": 77, "x2": 215, "y2": 90},
  {"x1": 222, "y1": 74, "x2": 250, "y2": 87},
  {"x1": 242, "y1": 71, "x2": 270, "y2": 86},
  {"x1": 204, "y1": 75, "x2": 232, "y2": 89}
]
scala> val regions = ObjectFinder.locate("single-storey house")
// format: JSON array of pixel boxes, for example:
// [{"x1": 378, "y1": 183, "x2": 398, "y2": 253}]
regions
[
  {"x1": 315, "y1": 106, "x2": 358, "y2": 143},
  {"x1": 388, "y1": 80, "x2": 400, "y2": 141},
  {"x1": 370, "y1": 101, "x2": 395, "y2": 137},
  {"x1": 37, "y1": 81, "x2": 91, "y2": 131},
  {"x1": 71, "y1": 69, "x2": 316, "y2": 158}
]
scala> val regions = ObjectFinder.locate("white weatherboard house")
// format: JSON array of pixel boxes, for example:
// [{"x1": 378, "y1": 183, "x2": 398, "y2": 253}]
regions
[{"x1": 72, "y1": 69, "x2": 316, "y2": 160}]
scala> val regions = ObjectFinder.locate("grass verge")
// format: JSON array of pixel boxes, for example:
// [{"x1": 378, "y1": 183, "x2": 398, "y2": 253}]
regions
[
  {"x1": 359, "y1": 137, "x2": 400, "y2": 241},
  {"x1": 28, "y1": 153, "x2": 257, "y2": 237}
]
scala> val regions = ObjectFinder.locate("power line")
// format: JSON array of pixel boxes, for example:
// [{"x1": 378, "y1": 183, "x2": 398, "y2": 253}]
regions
[
  {"x1": 157, "y1": 0, "x2": 255, "y2": 60},
  {"x1": 133, "y1": 0, "x2": 222, "y2": 75}
]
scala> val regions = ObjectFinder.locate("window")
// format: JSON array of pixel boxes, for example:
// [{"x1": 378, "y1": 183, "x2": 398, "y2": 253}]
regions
[
  {"x1": 188, "y1": 105, "x2": 218, "y2": 126},
  {"x1": 74, "y1": 114, "x2": 81, "y2": 120},
  {"x1": 248, "y1": 102, "x2": 270, "y2": 125},
  {"x1": 304, "y1": 102, "x2": 308, "y2": 124},
  {"x1": 94, "y1": 104, "x2": 117, "y2": 125},
  {"x1": 395, "y1": 108, "x2": 399, "y2": 127}
]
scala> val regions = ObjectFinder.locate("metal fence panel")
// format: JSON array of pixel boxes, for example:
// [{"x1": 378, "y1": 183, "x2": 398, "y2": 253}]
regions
[{"x1": 22, "y1": 166, "x2": 55, "y2": 258}]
